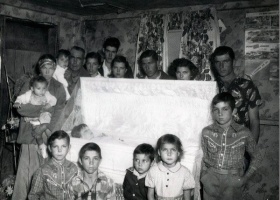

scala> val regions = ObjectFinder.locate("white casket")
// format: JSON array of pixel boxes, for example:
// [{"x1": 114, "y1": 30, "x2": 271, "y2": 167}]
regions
[{"x1": 58, "y1": 78, "x2": 217, "y2": 200}]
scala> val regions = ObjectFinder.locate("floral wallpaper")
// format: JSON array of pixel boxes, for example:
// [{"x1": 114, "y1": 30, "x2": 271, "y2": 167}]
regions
[{"x1": 84, "y1": 18, "x2": 140, "y2": 72}]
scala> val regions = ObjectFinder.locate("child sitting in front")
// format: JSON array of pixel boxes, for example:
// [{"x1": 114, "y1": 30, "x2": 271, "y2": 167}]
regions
[
  {"x1": 146, "y1": 134, "x2": 195, "y2": 200},
  {"x1": 14, "y1": 76, "x2": 57, "y2": 158},
  {"x1": 71, "y1": 142, "x2": 115, "y2": 200},
  {"x1": 123, "y1": 143, "x2": 155, "y2": 200},
  {"x1": 200, "y1": 92, "x2": 262, "y2": 200},
  {"x1": 53, "y1": 49, "x2": 71, "y2": 100},
  {"x1": 28, "y1": 130, "x2": 78, "y2": 200},
  {"x1": 71, "y1": 124, "x2": 95, "y2": 140}
]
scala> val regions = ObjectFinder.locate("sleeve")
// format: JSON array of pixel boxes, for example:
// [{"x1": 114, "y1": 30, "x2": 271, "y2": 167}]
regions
[
  {"x1": 105, "y1": 178, "x2": 116, "y2": 199},
  {"x1": 145, "y1": 166, "x2": 156, "y2": 188},
  {"x1": 45, "y1": 91, "x2": 57, "y2": 106},
  {"x1": 201, "y1": 128, "x2": 208, "y2": 164},
  {"x1": 123, "y1": 173, "x2": 131, "y2": 199},
  {"x1": 28, "y1": 168, "x2": 44, "y2": 200},
  {"x1": 15, "y1": 91, "x2": 30, "y2": 104},
  {"x1": 247, "y1": 81, "x2": 262, "y2": 108},
  {"x1": 47, "y1": 82, "x2": 66, "y2": 132},
  {"x1": 183, "y1": 168, "x2": 195, "y2": 190},
  {"x1": 244, "y1": 130, "x2": 262, "y2": 178}
]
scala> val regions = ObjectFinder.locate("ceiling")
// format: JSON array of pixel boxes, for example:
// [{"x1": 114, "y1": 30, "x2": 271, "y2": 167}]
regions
[{"x1": 20, "y1": 0, "x2": 248, "y2": 16}]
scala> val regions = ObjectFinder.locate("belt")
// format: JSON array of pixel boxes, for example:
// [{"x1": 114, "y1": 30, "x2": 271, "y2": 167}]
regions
[{"x1": 207, "y1": 167, "x2": 242, "y2": 175}]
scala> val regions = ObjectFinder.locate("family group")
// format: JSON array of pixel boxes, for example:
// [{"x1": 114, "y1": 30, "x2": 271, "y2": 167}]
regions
[{"x1": 11, "y1": 36, "x2": 262, "y2": 200}]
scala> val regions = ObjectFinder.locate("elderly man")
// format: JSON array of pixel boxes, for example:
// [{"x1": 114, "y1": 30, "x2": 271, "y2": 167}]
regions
[
  {"x1": 210, "y1": 46, "x2": 262, "y2": 143},
  {"x1": 65, "y1": 46, "x2": 90, "y2": 94},
  {"x1": 139, "y1": 50, "x2": 173, "y2": 80}
]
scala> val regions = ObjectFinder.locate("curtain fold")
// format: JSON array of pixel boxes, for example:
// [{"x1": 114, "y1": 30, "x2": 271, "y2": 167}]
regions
[
  {"x1": 179, "y1": 7, "x2": 220, "y2": 80},
  {"x1": 134, "y1": 13, "x2": 166, "y2": 78}
]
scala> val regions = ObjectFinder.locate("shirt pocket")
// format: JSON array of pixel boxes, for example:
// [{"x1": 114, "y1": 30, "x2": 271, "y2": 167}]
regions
[
  {"x1": 231, "y1": 141, "x2": 245, "y2": 159},
  {"x1": 207, "y1": 141, "x2": 217, "y2": 153}
]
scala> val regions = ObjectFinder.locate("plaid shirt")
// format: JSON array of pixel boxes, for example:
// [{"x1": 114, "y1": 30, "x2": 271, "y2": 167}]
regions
[
  {"x1": 217, "y1": 76, "x2": 262, "y2": 128},
  {"x1": 28, "y1": 159, "x2": 78, "y2": 200},
  {"x1": 201, "y1": 121, "x2": 262, "y2": 176},
  {"x1": 71, "y1": 169, "x2": 115, "y2": 200}
]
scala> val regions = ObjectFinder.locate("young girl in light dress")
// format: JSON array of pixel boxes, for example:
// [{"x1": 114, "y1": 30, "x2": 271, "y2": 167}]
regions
[{"x1": 145, "y1": 134, "x2": 195, "y2": 200}]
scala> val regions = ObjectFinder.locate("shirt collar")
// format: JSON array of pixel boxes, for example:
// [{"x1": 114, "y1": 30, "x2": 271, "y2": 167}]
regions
[
  {"x1": 133, "y1": 169, "x2": 148, "y2": 179},
  {"x1": 158, "y1": 161, "x2": 181, "y2": 173},
  {"x1": 212, "y1": 120, "x2": 241, "y2": 133},
  {"x1": 145, "y1": 71, "x2": 161, "y2": 79},
  {"x1": 51, "y1": 158, "x2": 67, "y2": 167}
]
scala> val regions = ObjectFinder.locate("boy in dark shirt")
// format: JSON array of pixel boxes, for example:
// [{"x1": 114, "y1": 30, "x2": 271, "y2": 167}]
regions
[{"x1": 123, "y1": 143, "x2": 155, "y2": 200}]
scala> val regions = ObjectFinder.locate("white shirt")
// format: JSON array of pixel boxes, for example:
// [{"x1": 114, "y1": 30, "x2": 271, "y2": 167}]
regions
[
  {"x1": 102, "y1": 62, "x2": 111, "y2": 78},
  {"x1": 53, "y1": 64, "x2": 70, "y2": 100}
]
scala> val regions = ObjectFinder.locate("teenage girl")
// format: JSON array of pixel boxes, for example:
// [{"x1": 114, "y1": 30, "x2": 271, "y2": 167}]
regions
[{"x1": 145, "y1": 134, "x2": 195, "y2": 200}]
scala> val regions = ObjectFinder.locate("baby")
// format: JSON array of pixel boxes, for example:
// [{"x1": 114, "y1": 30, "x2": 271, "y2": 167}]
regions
[
  {"x1": 71, "y1": 124, "x2": 95, "y2": 140},
  {"x1": 14, "y1": 76, "x2": 57, "y2": 158}
]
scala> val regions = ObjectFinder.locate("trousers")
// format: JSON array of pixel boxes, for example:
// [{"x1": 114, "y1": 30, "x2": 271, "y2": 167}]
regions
[
  {"x1": 12, "y1": 144, "x2": 43, "y2": 200},
  {"x1": 201, "y1": 168, "x2": 245, "y2": 200}
]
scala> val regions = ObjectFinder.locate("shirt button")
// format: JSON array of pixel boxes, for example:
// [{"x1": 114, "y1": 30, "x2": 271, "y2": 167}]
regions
[
  {"x1": 133, "y1": 194, "x2": 135, "y2": 196},
  {"x1": 166, "y1": 185, "x2": 168, "y2": 187},
  {"x1": 221, "y1": 153, "x2": 223, "y2": 156},
  {"x1": 222, "y1": 143, "x2": 225, "y2": 146},
  {"x1": 136, "y1": 183, "x2": 138, "y2": 185},
  {"x1": 167, "y1": 179, "x2": 169, "y2": 181},
  {"x1": 219, "y1": 164, "x2": 221, "y2": 167},
  {"x1": 167, "y1": 173, "x2": 169, "y2": 175}
]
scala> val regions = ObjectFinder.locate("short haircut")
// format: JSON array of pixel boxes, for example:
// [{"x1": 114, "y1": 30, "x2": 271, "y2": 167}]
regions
[
  {"x1": 56, "y1": 49, "x2": 71, "y2": 59},
  {"x1": 168, "y1": 58, "x2": 199, "y2": 80},
  {"x1": 155, "y1": 134, "x2": 184, "y2": 162},
  {"x1": 210, "y1": 46, "x2": 235, "y2": 64},
  {"x1": 48, "y1": 130, "x2": 70, "y2": 146},
  {"x1": 103, "y1": 37, "x2": 120, "y2": 50},
  {"x1": 79, "y1": 142, "x2": 102, "y2": 160},
  {"x1": 71, "y1": 46, "x2": 85, "y2": 56},
  {"x1": 71, "y1": 124, "x2": 88, "y2": 138},
  {"x1": 109, "y1": 55, "x2": 133, "y2": 78},
  {"x1": 133, "y1": 143, "x2": 155, "y2": 161},
  {"x1": 85, "y1": 52, "x2": 102, "y2": 65},
  {"x1": 211, "y1": 92, "x2": 236, "y2": 111},
  {"x1": 139, "y1": 50, "x2": 158, "y2": 65},
  {"x1": 29, "y1": 76, "x2": 48, "y2": 88}
]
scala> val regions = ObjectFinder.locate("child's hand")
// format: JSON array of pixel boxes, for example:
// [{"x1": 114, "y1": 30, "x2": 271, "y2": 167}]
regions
[
  {"x1": 13, "y1": 102, "x2": 21, "y2": 108},
  {"x1": 39, "y1": 143, "x2": 48, "y2": 159},
  {"x1": 43, "y1": 103, "x2": 52, "y2": 110}
]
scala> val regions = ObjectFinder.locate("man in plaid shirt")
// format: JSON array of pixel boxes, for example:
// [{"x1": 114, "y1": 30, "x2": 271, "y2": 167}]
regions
[{"x1": 200, "y1": 92, "x2": 262, "y2": 200}]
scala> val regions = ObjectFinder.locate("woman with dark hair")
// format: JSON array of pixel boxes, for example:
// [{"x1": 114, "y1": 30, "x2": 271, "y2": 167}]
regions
[
  {"x1": 168, "y1": 58, "x2": 199, "y2": 80},
  {"x1": 109, "y1": 55, "x2": 134, "y2": 78},
  {"x1": 12, "y1": 54, "x2": 67, "y2": 200}
]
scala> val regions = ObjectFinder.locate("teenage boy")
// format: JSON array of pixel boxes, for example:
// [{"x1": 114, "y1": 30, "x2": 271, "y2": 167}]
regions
[
  {"x1": 139, "y1": 50, "x2": 173, "y2": 80},
  {"x1": 123, "y1": 143, "x2": 155, "y2": 200},
  {"x1": 28, "y1": 130, "x2": 78, "y2": 200},
  {"x1": 200, "y1": 92, "x2": 262, "y2": 200},
  {"x1": 210, "y1": 46, "x2": 262, "y2": 143},
  {"x1": 85, "y1": 51, "x2": 103, "y2": 78},
  {"x1": 99, "y1": 37, "x2": 120, "y2": 77}
]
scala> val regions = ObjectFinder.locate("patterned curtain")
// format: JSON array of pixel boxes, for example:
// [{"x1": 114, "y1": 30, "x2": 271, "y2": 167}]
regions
[
  {"x1": 179, "y1": 7, "x2": 220, "y2": 80},
  {"x1": 134, "y1": 13, "x2": 166, "y2": 78}
]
